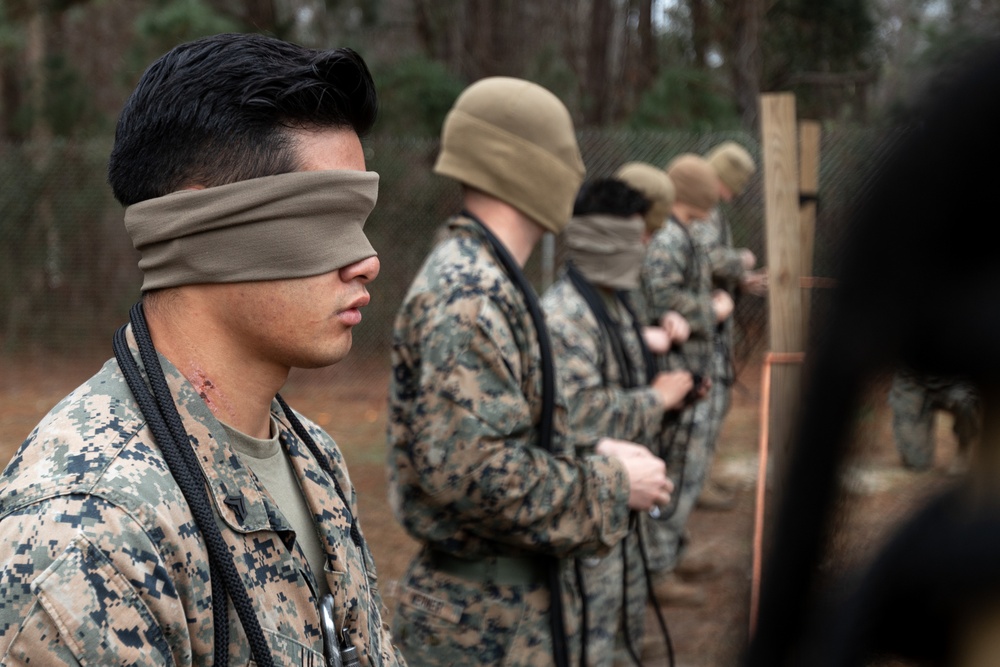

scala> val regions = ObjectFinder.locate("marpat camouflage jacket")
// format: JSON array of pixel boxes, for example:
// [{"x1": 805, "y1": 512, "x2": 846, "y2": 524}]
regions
[
  {"x1": 387, "y1": 215, "x2": 631, "y2": 561},
  {"x1": 640, "y1": 217, "x2": 715, "y2": 377},
  {"x1": 541, "y1": 277, "x2": 663, "y2": 449},
  {"x1": 0, "y1": 327, "x2": 402, "y2": 666}
]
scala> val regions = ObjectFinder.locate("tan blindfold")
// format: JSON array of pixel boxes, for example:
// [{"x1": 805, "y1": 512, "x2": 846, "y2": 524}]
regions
[
  {"x1": 565, "y1": 214, "x2": 646, "y2": 291},
  {"x1": 125, "y1": 170, "x2": 379, "y2": 291}
]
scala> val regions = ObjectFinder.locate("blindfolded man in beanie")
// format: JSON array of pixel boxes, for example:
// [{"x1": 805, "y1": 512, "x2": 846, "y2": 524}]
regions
[
  {"x1": 541, "y1": 176, "x2": 693, "y2": 665},
  {"x1": 690, "y1": 141, "x2": 767, "y2": 512},
  {"x1": 639, "y1": 153, "x2": 724, "y2": 612},
  {"x1": 387, "y1": 77, "x2": 674, "y2": 667},
  {"x1": 0, "y1": 34, "x2": 403, "y2": 666}
]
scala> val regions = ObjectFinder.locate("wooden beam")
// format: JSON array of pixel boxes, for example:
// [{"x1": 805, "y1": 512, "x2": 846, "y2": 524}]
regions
[{"x1": 760, "y1": 92, "x2": 803, "y2": 499}]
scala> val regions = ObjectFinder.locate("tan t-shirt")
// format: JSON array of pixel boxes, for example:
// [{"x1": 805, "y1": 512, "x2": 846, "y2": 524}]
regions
[{"x1": 221, "y1": 417, "x2": 330, "y2": 599}]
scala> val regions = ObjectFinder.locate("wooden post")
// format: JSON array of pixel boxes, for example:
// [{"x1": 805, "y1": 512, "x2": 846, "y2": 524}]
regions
[
  {"x1": 760, "y1": 93, "x2": 804, "y2": 499},
  {"x1": 798, "y1": 121, "x2": 821, "y2": 343}
]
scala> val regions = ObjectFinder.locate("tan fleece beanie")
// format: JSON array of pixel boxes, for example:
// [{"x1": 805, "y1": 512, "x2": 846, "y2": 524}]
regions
[
  {"x1": 614, "y1": 162, "x2": 675, "y2": 232},
  {"x1": 665, "y1": 154, "x2": 720, "y2": 213},
  {"x1": 433, "y1": 77, "x2": 586, "y2": 234},
  {"x1": 706, "y1": 141, "x2": 756, "y2": 196}
]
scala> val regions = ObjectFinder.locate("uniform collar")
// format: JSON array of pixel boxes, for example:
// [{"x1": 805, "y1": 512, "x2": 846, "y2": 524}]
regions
[{"x1": 122, "y1": 325, "x2": 285, "y2": 534}]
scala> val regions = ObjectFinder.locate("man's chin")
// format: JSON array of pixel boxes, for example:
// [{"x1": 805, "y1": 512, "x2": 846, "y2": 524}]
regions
[{"x1": 288, "y1": 339, "x2": 353, "y2": 370}]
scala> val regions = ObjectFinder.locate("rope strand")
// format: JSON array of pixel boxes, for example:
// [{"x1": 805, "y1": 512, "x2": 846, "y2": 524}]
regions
[
  {"x1": 463, "y1": 211, "x2": 571, "y2": 667},
  {"x1": 117, "y1": 303, "x2": 276, "y2": 667}
]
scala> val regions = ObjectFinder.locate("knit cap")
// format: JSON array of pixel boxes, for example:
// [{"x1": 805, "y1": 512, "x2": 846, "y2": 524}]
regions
[
  {"x1": 434, "y1": 77, "x2": 586, "y2": 233},
  {"x1": 614, "y1": 162, "x2": 675, "y2": 232},
  {"x1": 665, "y1": 153, "x2": 720, "y2": 212},
  {"x1": 706, "y1": 141, "x2": 756, "y2": 196}
]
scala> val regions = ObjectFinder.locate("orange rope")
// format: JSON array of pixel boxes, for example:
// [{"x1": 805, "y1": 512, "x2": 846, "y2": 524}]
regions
[{"x1": 749, "y1": 351, "x2": 805, "y2": 635}]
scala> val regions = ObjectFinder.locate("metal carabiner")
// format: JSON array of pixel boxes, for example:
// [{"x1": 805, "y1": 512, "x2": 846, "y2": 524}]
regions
[
  {"x1": 321, "y1": 593, "x2": 362, "y2": 667},
  {"x1": 320, "y1": 594, "x2": 343, "y2": 667},
  {"x1": 340, "y1": 634, "x2": 360, "y2": 667}
]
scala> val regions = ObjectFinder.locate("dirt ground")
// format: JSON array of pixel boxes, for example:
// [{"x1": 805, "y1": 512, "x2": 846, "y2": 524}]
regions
[{"x1": 0, "y1": 351, "x2": 959, "y2": 666}]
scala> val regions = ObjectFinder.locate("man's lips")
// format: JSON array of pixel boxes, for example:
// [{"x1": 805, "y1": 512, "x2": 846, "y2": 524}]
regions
[{"x1": 337, "y1": 293, "x2": 370, "y2": 325}]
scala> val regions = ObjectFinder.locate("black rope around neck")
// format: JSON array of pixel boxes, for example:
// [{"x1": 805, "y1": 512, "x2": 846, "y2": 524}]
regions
[
  {"x1": 274, "y1": 394, "x2": 364, "y2": 553},
  {"x1": 114, "y1": 302, "x2": 274, "y2": 667},
  {"x1": 465, "y1": 212, "x2": 557, "y2": 456},
  {"x1": 565, "y1": 262, "x2": 637, "y2": 390},
  {"x1": 462, "y1": 211, "x2": 570, "y2": 667}
]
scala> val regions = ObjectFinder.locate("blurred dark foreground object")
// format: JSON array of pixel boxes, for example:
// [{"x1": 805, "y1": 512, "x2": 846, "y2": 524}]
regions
[{"x1": 744, "y1": 38, "x2": 1000, "y2": 667}]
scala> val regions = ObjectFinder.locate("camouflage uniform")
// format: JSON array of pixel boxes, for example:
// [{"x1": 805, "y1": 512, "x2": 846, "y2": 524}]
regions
[
  {"x1": 0, "y1": 327, "x2": 401, "y2": 666},
  {"x1": 639, "y1": 217, "x2": 715, "y2": 573},
  {"x1": 888, "y1": 370, "x2": 981, "y2": 470},
  {"x1": 690, "y1": 207, "x2": 744, "y2": 465},
  {"x1": 542, "y1": 276, "x2": 662, "y2": 665},
  {"x1": 387, "y1": 215, "x2": 632, "y2": 667}
]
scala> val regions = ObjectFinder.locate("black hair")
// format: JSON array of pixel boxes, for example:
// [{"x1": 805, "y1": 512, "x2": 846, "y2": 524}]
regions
[
  {"x1": 108, "y1": 33, "x2": 378, "y2": 206},
  {"x1": 746, "y1": 38, "x2": 1000, "y2": 667},
  {"x1": 573, "y1": 178, "x2": 650, "y2": 218}
]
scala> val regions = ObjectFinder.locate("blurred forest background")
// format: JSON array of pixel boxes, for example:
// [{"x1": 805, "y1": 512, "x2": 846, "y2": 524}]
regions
[{"x1": 0, "y1": 0, "x2": 994, "y2": 366}]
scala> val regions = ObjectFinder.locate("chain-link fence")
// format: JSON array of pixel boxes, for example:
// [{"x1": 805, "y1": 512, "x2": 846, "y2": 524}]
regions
[{"x1": 0, "y1": 127, "x2": 902, "y2": 389}]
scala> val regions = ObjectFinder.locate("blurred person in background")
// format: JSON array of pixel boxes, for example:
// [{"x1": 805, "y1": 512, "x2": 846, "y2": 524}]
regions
[
  {"x1": 0, "y1": 33, "x2": 403, "y2": 666},
  {"x1": 888, "y1": 370, "x2": 980, "y2": 473},
  {"x1": 692, "y1": 141, "x2": 766, "y2": 512},
  {"x1": 542, "y1": 174, "x2": 693, "y2": 665},
  {"x1": 639, "y1": 154, "x2": 722, "y2": 611},
  {"x1": 386, "y1": 76, "x2": 674, "y2": 667}
]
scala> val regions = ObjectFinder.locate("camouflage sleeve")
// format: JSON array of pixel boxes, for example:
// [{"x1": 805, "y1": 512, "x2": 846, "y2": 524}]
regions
[
  {"x1": 706, "y1": 245, "x2": 747, "y2": 289},
  {"x1": 0, "y1": 498, "x2": 180, "y2": 666},
  {"x1": 641, "y1": 227, "x2": 710, "y2": 338},
  {"x1": 690, "y1": 217, "x2": 746, "y2": 289},
  {"x1": 398, "y1": 293, "x2": 631, "y2": 557},
  {"x1": 545, "y1": 298, "x2": 664, "y2": 449}
]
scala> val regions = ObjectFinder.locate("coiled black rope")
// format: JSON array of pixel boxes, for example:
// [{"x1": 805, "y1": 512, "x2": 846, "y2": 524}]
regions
[
  {"x1": 113, "y1": 323, "x2": 230, "y2": 665},
  {"x1": 115, "y1": 302, "x2": 275, "y2": 667},
  {"x1": 565, "y1": 263, "x2": 636, "y2": 389},
  {"x1": 464, "y1": 211, "x2": 570, "y2": 667}
]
